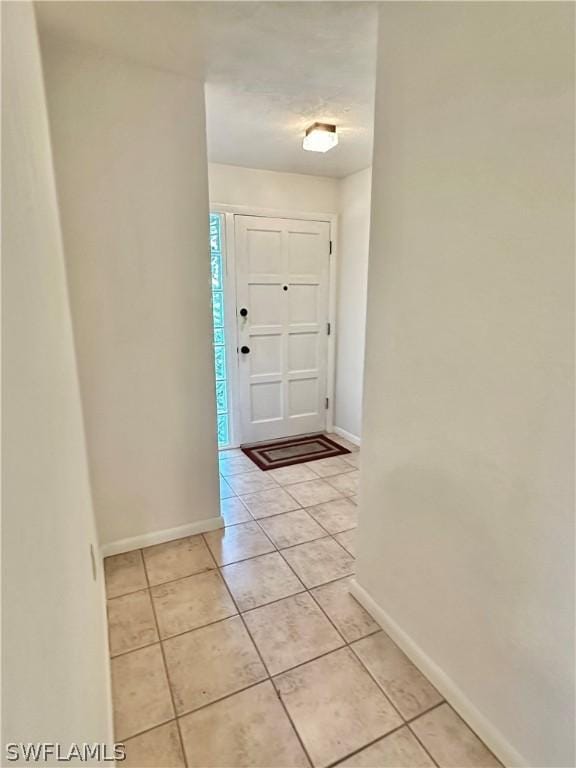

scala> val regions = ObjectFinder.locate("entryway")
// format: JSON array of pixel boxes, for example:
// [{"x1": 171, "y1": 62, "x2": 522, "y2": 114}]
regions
[{"x1": 211, "y1": 212, "x2": 334, "y2": 448}]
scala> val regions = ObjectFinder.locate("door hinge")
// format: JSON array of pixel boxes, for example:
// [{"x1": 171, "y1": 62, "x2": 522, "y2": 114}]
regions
[
  {"x1": 329, "y1": 240, "x2": 333, "y2": 255},
  {"x1": 325, "y1": 397, "x2": 329, "y2": 410},
  {"x1": 327, "y1": 322, "x2": 331, "y2": 336}
]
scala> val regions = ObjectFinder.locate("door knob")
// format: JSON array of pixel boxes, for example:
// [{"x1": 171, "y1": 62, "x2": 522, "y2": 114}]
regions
[
  {"x1": 240, "y1": 307, "x2": 248, "y2": 317},
  {"x1": 240, "y1": 346, "x2": 250, "y2": 354}
]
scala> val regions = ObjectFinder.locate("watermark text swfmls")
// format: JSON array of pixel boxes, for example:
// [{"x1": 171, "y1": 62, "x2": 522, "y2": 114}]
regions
[{"x1": 5, "y1": 743, "x2": 126, "y2": 762}]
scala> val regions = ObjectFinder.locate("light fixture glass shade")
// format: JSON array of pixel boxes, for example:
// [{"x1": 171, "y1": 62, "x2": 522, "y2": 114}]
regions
[{"x1": 303, "y1": 123, "x2": 338, "y2": 153}]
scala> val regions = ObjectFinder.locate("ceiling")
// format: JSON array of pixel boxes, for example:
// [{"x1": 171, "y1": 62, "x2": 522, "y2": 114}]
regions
[{"x1": 36, "y1": 2, "x2": 377, "y2": 178}]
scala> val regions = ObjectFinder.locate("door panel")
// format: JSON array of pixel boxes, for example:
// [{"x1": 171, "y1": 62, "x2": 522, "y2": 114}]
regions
[
  {"x1": 288, "y1": 332, "x2": 318, "y2": 372},
  {"x1": 288, "y1": 283, "x2": 320, "y2": 324},
  {"x1": 249, "y1": 283, "x2": 283, "y2": 325},
  {"x1": 236, "y1": 215, "x2": 330, "y2": 443},
  {"x1": 247, "y1": 229, "x2": 282, "y2": 274},
  {"x1": 288, "y1": 377, "x2": 318, "y2": 418},
  {"x1": 287, "y1": 231, "x2": 321, "y2": 273},
  {"x1": 251, "y1": 381, "x2": 282, "y2": 422},
  {"x1": 251, "y1": 334, "x2": 282, "y2": 375}
]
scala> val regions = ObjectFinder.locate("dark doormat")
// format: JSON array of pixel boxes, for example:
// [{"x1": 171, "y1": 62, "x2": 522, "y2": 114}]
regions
[{"x1": 241, "y1": 433, "x2": 350, "y2": 471}]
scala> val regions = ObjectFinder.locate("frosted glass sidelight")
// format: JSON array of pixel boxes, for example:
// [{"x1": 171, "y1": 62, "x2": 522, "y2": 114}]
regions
[{"x1": 210, "y1": 214, "x2": 230, "y2": 447}]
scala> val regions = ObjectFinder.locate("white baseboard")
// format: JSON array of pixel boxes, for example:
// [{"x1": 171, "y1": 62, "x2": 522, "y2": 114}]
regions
[
  {"x1": 349, "y1": 579, "x2": 527, "y2": 768},
  {"x1": 100, "y1": 516, "x2": 224, "y2": 558},
  {"x1": 332, "y1": 426, "x2": 361, "y2": 447}
]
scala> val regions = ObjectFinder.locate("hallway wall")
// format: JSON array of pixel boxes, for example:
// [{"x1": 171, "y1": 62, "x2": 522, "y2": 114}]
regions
[
  {"x1": 356, "y1": 3, "x2": 574, "y2": 767},
  {"x1": 41, "y1": 36, "x2": 221, "y2": 551},
  {"x1": 208, "y1": 162, "x2": 338, "y2": 214},
  {"x1": 334, "y1": 167, "x2": 371, "y2": 441},
  {"x1": 2, "y1": 2, "x2": 111, "y2": 749}
]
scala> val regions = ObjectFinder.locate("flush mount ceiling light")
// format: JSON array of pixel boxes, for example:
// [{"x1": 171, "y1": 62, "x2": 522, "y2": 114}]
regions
[{"x1": 302, "y1": 122, "x2": 338, "y2": 153}]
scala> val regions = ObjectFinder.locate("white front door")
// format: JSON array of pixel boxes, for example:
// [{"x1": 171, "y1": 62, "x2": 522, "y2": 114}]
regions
[{"x1": 235, "y1": 215, "x2": 331, "y2": 444}]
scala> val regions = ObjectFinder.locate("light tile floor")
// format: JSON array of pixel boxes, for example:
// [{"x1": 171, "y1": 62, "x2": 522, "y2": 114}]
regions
[{"x1": 104, "y1": 435, "x2": 503, "y2": 768}]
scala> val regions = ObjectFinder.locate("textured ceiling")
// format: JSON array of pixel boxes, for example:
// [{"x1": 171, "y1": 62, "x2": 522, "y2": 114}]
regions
[{"x1": 36, "y1": 2, "x2": 377, "y2": 178}]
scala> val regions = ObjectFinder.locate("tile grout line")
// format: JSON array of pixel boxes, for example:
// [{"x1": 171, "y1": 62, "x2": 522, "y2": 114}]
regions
[
  {"x1": 405, "y1": 700, "x2": 445, "y2": 725},
  {"x1": 224, "y1": 464, "x2": 355, "y2": 494},
  {"x1": 235, "y1": 503, "x2": 356, "y2": 532},
  {"x1": 260, "y1": 520, "x2": 357, "y2": 560},
  {"x1": 112, "y1": 603, "x2": 442, "y2": 751},
  {"x1": 112, "y1": 655, "x2": 446, "y2": 765},
  {"x1": 256, "y1": 525, "x2": 330, "y2": 551},
  {"x1": 343, "y1": 636, "x2": 449, "y2": 765},
  {"x1": 244, "y1": 505, "x2": 356, "y2": 602},
  {"x1": 326, "y1": 721, "x2": 416, "y2": 768},
  {"x1": 253, "y1": 517, "x2": 351, "y2": 651},
  {"x1": 221, "y1": 475, "x2": 358, "y2": 554},
  {"x1": 236, "y1": 614, "x2": 316, "y2": 767},
  {"x1": 220, "y1": 459, "x2": 358, "y2": 521},
  {"x1": 157, "y1": 639, "x2": 383, "y2": 728},
  {"x1": 107, "y1": 531, "x2": 355, "y2": 603},
  {"x1": 212, "y1": 513, "x2": 426, "y2": 766},
  {"x1": 267, "y1": 533, "x2": 351, "y2": 649},
  {"x1": 107, "y1": 518, "x2": 355, "y2": 624},
  {"x1": 259, "y1": 597, "x2": 417, "y2": 768},
  {"x1": 173, "y1": 678, "x2": 274, "y2": 722},
  {"x1": 109, "y1": 531, "x2": 355, "y2": 660},
  {"x1": 141, "y1": 548, "x2": 189, "y2": 768},
  {"x1": 342, "y1": 646, "x2": 444, "y2": 768},
  {"x1": 105, "y1": 510, "x2": 358, "y2": 602},
  {"x1": 406, "y1": 702, "x2": 503, "y2": 768},
  {"x1": 213, "y1": 501, "x2": 448, "y2": 767},
  {"x1": 404, "y1": 700, "x2": 446, "y2": 768},
  {"x1": 207, "y1": 519, "x2": 366, "y2": 767},
  {"x1": 110, "y1": 530, "x2": 356, "y2": 651},
  {"x1": 110, "y1": 608, "x2": 241, "y2": 660},
  {"x1": 406, "y1": 717, "x2": 443, "y2": 768},
  {"x1": 119, "y1": 716, "x2": 181, "y2": 749},
  {"x1": 282, "y1": 530, "x2": 354, "y2": 557},
  {"x1": 199, "y1": 538, "x2": 317, "y2": 768},
  {"x1": 325, "y1": 707, "x2": 443, "y2": 768},
  {"x1": 346, "y1": 640, "x2": 409, "y2": 723},
  {"x1": 258, "y1": 498, "x2": 357, "y2": 542}
]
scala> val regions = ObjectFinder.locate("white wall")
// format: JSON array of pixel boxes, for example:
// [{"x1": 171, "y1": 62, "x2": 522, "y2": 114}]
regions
[
  {"x1": 334, "y1": 167, "x2": 371, "y2": 440},
  {"x1": 357, "y1": 4, "x2": 574, "y2": 767},
  {"x1": 209, "y1": 162, "x2": 338, "y2": 214},
  {"x1": 2, "y1": 2, "x2": 111, "y2": 753},
  {"x1": 41, "y1": 37, "x2": 221, "y2": 551}
]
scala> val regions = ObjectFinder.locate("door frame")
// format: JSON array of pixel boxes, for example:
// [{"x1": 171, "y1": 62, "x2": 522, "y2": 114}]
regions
[{"x1": 211, "y1": 203, "x2": 338, "y2": 448}]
